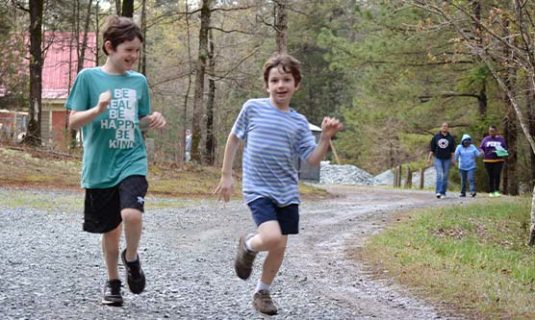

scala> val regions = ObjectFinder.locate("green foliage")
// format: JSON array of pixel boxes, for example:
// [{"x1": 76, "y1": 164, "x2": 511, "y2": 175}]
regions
[{"x1": 314, "y1": 1, "x2": 501, "y2": 173}]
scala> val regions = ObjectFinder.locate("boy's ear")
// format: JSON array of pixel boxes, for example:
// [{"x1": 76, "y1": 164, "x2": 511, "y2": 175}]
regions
[{"x1": 103, "y1": 40, "x2": 114, "y2": 53}]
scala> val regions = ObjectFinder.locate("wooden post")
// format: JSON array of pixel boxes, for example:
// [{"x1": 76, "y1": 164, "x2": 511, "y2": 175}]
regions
[
  {"x1": 404, "y1": 166, "x2": 412, "y2": 188},
  {"x1": 329, "y1": 140, "x2": 341, "y2": 165},
  {"x1": 419, "y1": 168, "x2": 425, "y2": 189},
  {"x1": 396, "y1": 165, "x2": 402, "y2": 187},
  {"x1": 393, "y1": 167, "x2": 399, "y2": 188}
]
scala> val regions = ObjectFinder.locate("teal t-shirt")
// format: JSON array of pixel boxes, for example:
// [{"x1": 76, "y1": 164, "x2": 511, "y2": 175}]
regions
[{"x1": 65, "y1": 67, "x2": 150, "y2": 189}]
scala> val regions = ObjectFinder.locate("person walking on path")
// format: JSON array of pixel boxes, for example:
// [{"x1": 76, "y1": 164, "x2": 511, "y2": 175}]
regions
[
  {"x1": 65, "y1": 16, "x2": 166, "y2": 306},
  {"x1": 480, "y1": 125, "x2": 508, "y2": 197},
  {"x1": 427, "y1": 122, "x2": 456, "y2": 198},
  {"x1": 454, "y1": 134, "x2": 482, "y2": 197},
  {"x1": 214, "y1": 53, "x2": 343, "y2": 316}
]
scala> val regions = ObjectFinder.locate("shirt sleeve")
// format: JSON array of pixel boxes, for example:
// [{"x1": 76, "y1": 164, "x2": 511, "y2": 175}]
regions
[
  {"x1": 65, "y1": 70, "x2": 89, "y2": 111},
  {"x1": 138, "y1": 77, "x2": 151, "y2": 118},
  {"x1": 429, "y1": 136, "x2": 436, "y2": 153},
  {"x1": 231, "y1": 102, "x2": 250, "y2": 141},
  {"x1": 297, "y1": 119, "x2": 317, "y2": 161}
]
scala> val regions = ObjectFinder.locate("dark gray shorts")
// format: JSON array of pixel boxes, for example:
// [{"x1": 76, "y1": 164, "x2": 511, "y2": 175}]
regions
[
  {"x1": 83, "y1": 175, "x2": 148, "y2": 234},
  {"x1": 248, "y1": 197, "x2": 299, "y2": 235}
]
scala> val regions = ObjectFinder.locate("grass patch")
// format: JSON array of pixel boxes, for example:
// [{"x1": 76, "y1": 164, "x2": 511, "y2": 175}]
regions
[
  {"x1": 0, "y1": 189, "x2": 82, "y2": 212},
  {"x1": 360, "y1": 198, "x2": 535, "y2": 319},
  {"x1": 0, "y1": 146, "x2": 329, "y2": 199}
]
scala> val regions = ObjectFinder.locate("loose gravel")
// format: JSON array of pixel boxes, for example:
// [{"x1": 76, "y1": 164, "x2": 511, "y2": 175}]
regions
[{"x1": 0, "y1": 186, "x2": 469, "y2": 319}]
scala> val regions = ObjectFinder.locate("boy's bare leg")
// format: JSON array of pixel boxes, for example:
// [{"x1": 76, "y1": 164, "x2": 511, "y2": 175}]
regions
[
  {"x1": 249, "y1": 221, "x2": 288, "y2": 285},
  {"x1": 121, "y1": 208, "x2": 143, "y2": 261},
  {"x1": 102, "y1": 224, "x2": 122, "y2": 280},
  {"x1": 260, "y1": 236, "x2": 287, "y2": 285}
]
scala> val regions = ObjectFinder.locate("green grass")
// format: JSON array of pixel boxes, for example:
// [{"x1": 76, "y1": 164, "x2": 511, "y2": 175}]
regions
[
  {"x1": 0, "y1": 190, "x2": 82, "y2": 212},
  {"x1": 360, "y1": 198, "x2": 535, "y2": 319}
]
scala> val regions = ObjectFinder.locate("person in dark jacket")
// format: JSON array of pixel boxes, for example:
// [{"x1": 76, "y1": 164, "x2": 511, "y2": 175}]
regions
[{"x1": 427, "y1": 122, "x2": 456, "y2": 198}]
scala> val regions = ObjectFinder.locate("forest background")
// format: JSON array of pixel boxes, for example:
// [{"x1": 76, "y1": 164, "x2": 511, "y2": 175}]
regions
[{"x1": 1, "y1": 0, "x2": 535, "y2": 200}]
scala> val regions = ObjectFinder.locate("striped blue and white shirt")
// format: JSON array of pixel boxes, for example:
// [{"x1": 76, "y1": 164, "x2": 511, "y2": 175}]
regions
[{"x1": 232, "y1": 98, "x2": 317, "y2": 206}]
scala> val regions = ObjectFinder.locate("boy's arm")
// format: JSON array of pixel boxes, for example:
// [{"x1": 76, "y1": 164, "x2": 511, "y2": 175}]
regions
[
  {"x1": 306, "y1": 117, "x2": 343, "y2": 167},
  {"x1": 427, "y1": 136, "x2": 435, "y2": 164},
  {"x1": 214, "y1": 133, "x2": 241, "y2": 202},
  {"x1": 140, "y1": 112, "x2": 166, "y2": 129},
  {"x1": 68, "y1": 91, "x2": 112, "y2": 131}
]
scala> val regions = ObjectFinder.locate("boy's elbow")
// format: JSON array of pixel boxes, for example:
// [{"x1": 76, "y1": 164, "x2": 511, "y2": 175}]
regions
[{"x1": 307, "y1": 157, "x2": 321, "y2": 167}]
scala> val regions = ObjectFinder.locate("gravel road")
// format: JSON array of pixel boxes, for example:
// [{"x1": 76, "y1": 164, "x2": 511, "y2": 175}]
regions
[{"x1": 0, "y1": 186, "x2": 471, "y2": 319}]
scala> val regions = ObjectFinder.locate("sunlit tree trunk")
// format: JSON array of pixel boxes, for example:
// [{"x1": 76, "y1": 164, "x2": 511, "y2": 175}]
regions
[
  {"x1": 121, "y1": 0, "x2": 133, "y2": 17},
  {"x1": 191, "y1": 0, "x2": 212, "y2": 163},
  {"x1": 274, "y1": 0, "x2": 288, "y2": 54},
  {"x1": 205, "y1": 28, "x2": 216, "y2": 165},
  {"x1": 25, "y1": 0, "x2": 44, "y2": 146}
]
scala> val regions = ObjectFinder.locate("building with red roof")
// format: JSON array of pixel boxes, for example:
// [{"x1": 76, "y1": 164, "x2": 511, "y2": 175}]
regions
[
  {"x1": 41, "y1": 32, "x2": 97, "y2": 148},
  {"x1": 0, "y1": 32, "x2": 97, "y2": 148}
]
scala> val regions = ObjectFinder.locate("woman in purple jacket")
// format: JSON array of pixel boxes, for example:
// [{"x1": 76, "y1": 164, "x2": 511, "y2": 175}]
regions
[{"x1": 480, "y1": 125, "x2": 507, "y2": 197}]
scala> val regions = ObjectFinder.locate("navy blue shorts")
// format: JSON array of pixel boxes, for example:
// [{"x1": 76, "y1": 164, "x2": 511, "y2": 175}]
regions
[
  {"x1": 247, "y1": 197, "x2": 299, "y2": 235},
  {"x1": 83, "y1": 175, "x2": 148, "y2": 234}
]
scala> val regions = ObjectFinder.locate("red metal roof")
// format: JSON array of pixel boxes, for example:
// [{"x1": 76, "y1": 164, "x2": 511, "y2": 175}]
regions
[{"x1": 42, "y1": 32, "x2": 97, "y2": 99}]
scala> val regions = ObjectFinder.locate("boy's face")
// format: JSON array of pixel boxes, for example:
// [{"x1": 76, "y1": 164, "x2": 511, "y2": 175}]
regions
[
  {"x1": 266, "y1": 66, "x2": 299, "y2": 109},
  {"x1": 106, "y1": 37, "x2": 142, "y2": 73}
]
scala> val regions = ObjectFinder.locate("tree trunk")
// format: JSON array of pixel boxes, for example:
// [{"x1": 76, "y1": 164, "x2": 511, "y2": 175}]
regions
[
  {"x1": 501, "y1": 17, "x2": 518, "y2": 195},
  {"x1": 274, "y1": 0, "x2": 288, "y2": 54},
  {"x1": 527, "y1": 81, "x2": 535, "y2": 191},
  {"x1": 473, "y1": 0, "x2": 487, "y2": 119},
  {"x1": 24, "y1": 0, "x2": 44, "y2": 146},
  {"x1": 180, "y1": 2, "x2": 193, "y2": 164},
  {"x1": 68, "y1": 0, "x2": 93, "y2": 149},
  {"x1": 191, "y1": 0, "x2": 212, "y2": 163},
  {"x1": 530, "y1": 184, "x2": 535, "y2": 246},
  {"x1": 205, "y1": 28, "x2": 216, "y2": 165},
  {"x1": 139, "y1": 0, "x2": 146, "y2": 75},
  {"x1": 121, "y1": 0, "x2": 133, "y2": 17},
  {"x1": 115, "y1": 0, "x2": 121, "y2": 15},
  {"x1": 503, "y1": 111, "x2": 518, "y2": 195}
]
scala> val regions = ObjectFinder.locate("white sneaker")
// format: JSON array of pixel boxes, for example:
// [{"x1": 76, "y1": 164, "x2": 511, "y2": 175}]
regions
[
  {"x1": 441, "y1": 194, "x2": 447, "y2": 198},
  {"x1": 436, "y1": 193, "x2": 441, "y2": 199}
]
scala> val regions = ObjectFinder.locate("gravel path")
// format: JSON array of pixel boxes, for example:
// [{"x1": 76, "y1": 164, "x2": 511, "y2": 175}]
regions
[{"x1": 0, "y1": 186, "x2": 472, "y2": 319}]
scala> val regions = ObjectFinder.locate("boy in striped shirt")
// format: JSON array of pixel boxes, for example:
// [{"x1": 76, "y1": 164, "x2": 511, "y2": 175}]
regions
[{"x1": 215, "y1": 53, "x2": 343, "y2": 315}]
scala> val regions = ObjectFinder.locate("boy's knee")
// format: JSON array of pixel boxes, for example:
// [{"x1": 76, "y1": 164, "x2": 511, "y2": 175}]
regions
[
  {"x1": 121, "y1": 209, "x2": 142, "y2": 224},
  {"x1": 262, "y1": 233, "x2": 284, "y2": 249}
]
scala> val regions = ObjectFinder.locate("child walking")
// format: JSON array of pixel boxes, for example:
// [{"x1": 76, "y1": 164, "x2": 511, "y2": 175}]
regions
[
  {"x1": 454, "y1": 134, "x2": 482, "y2": 197},
  {"x1": 214, "y1": 53, "x2": 343, "y2": 315},
  {"x1": 65, "y1": 16, "x2": 166, "y2": 306}
]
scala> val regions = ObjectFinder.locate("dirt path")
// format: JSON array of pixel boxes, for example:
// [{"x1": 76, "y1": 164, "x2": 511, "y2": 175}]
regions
[{"x1": 0, "y1": 186, "x2": 471, "y2": 319}]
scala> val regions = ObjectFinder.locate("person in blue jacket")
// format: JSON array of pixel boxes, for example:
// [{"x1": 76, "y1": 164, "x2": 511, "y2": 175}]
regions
[{"x1": 454, "y1": 134, "x2": 482, "y2": 197}]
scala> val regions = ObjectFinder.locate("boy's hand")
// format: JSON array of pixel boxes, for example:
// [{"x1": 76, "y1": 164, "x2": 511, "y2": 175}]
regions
[
  {"x1": 97, "y1": 90, "x2": 112, "y2": 113},
  {"x1": 140, "y1": 112, "x2": 166, "y2": 129},
  {"x1": 320, "y1": 117, "x2": 343, "y2": 138},
  {"x1": 214, "y1": 175, "x2": 234, "y2": 202}
]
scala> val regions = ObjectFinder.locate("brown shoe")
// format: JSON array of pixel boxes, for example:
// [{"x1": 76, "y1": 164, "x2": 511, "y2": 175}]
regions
[
  {"x1": 234, "y1": 234, "x2": 257, "y2": 280},
  {"x1": 253, "y1": 290, "x2": 278, "y2": 315}
]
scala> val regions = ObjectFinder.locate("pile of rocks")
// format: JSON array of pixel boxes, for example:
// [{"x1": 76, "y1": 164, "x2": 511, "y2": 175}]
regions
[
  {"x1": 319, "y1": 161, "x2": 374, "y2": 185},
  {"x1": 373, "y1": 167, "x2": 436, "y2": 188},
  {"x1": 318, "y1": 162, "x2": 436, "y2": 188}
]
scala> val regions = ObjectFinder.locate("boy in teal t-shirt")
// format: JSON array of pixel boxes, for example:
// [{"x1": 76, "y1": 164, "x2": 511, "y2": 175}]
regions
[{"x1": 65, "y1": 16, "x2": 166, "y2": 307}]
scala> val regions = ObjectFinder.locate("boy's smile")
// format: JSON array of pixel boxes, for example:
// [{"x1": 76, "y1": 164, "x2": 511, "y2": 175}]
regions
[
  {"x1": 267, "y1": 67, "x2": 299, "y2": 110},
  {"x1": 105, "y1": 38, "x2": 142, "y2": 74}
]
